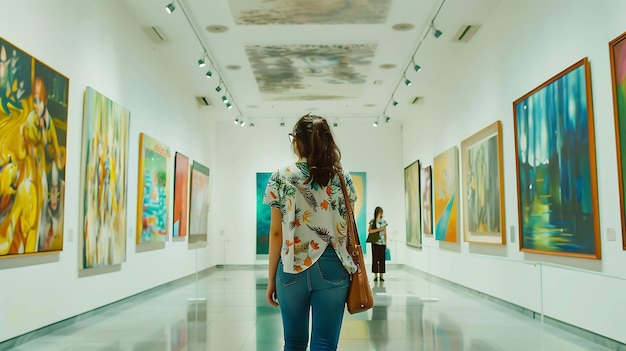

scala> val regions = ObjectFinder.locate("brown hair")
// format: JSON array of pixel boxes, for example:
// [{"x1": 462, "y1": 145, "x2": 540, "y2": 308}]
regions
[{"x1": 293, "y1": 114, "x2": 341, "y2": 186}]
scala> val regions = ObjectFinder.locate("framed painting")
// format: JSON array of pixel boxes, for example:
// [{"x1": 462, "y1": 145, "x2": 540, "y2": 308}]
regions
[
  {"x1": 513, "y1": 58, "x2": 600, "y2": 258},
  {"x1": 433, "y1": 147, "x2": 459, "y2": 242},
  {"x1": 461, "y1": 121, "x2": 506, "y2": 245},
  {"x1": 136, "y1": 133, "x2": 171, "y2": 244},
  {"x1": 173, "y1": 152, "x2": 189, "y2": 238},
  {"x1": 80, "y1": 87, "x2": 130, "y2": 268},
  {"x1": 404, "y1": 160, "x2": 422, "y2": 248},
  {"x1": 189, "y1": 161, "x2": 210, "y2": 245},
  {"x1": 256, "y1": 172, "x2": 272, "y2": 254},
  {"x1": 350, "y1": 172, "x2": 367, "y2": 253},
  {"x1": 421, "y1": 165, "x2": 434, "y2": 236},
  {"x1": 0, "y1": 37, "x2": 69, "y2": 257},
  {"x1": 610, "y1": 31, "x2": 626, "y2": 250}
]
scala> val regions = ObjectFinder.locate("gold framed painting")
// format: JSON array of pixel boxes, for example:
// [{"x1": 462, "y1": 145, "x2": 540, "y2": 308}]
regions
[
  {"x1": 461, "y1": 121, "x2": 505, "y2": 245},
  {"x1": 513, "y1": 58, "x2": 600, "y2": 259},
  {"x1": 610, "y1": 31, "x2": 626, "y2": 250}
]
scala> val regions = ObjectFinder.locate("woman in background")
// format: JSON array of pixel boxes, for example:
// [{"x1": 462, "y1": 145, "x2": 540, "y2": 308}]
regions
[{"x1": 368, "y1": 206, "x2": 387, "y2": 281}]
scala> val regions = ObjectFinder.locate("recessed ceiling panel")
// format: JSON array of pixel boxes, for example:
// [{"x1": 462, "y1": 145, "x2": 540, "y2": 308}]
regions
[
  {"x1": 246, "y1": 44, "x2": 376, "y2": 101},
  {"x1": 230, "y1": 0, "x2": 391, "y2": 25}
]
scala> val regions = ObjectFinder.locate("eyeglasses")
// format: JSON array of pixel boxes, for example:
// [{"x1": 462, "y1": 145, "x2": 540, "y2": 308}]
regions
[{"x1": 288, "y1": 133, "x2": 296, "y2": 143}]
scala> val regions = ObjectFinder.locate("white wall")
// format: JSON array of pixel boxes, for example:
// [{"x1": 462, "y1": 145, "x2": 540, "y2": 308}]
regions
[
  {"x1": 213, "y1": 118, "x2": 406, "y2": 265},
  {"x1": 0, "y1": 0, "x2": 217, "y2": 342},
  {"x1": 400, "y1": 0, "x2": 626, "y2": 343}
]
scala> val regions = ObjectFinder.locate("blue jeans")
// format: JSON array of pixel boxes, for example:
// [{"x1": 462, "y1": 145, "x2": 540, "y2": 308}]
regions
[{"x1": 276, "y1": 246, "x2": 350, "y2": 351}]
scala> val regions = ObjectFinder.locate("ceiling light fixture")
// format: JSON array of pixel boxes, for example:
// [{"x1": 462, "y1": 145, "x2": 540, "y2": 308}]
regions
[
  {"x1": 431, "y1": 22, "x2": 443, "y2": 38},
  {"x1": 385, "y1": 116, "x2": 391, "y2": 123},
  {"x1": 240, "y1": 120, "x2": 246, "y2": 127},
  {"x1": 381, "y1": 0, "x2": 446, "y2": 121},
  {"x1": 221, "y1": 95, "x2": 229, "y2": 103},
  {"x1": 233, "y1": 118, "x2": 239, "y2": 125},
  {"x1": 167, "y1": 0, "x2": 246, "y2": 120},
  {"x1": 372, "y1": 120, "x2": 379, "y2": 128}
]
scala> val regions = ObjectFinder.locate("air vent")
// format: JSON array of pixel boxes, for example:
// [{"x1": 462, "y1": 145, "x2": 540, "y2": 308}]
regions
[
  {"x1": 410, "y1": 96, "x2": 423, "y2": 104},
  {"x1": 196, "y1": 96, "x2": 211, "y2": 106},
  {"x1": 454, "y1": 25, "x2": 481, "y2": 43},
  {"x1": 141, "y1": 26, "x2": 167, "y2": 43}
]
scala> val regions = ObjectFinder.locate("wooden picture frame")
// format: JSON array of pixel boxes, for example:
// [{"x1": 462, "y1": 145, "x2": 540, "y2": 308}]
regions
[
  {"x1": 513, "y1": 58, "x2": 600, "y2": 259},
  {"x1": 421, "y1": 165, "x2": 434, "y2": 236},
  {"x1": 609, "y1": 31, "x2": 626, "y2": 250},
  {"x1": 461, "y1": 121, "x2": 506, "y2": 245}
]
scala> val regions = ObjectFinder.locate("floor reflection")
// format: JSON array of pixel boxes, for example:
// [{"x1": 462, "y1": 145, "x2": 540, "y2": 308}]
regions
[{"x1": 186, "y1": 300, "x2": 207, "y2": 351}]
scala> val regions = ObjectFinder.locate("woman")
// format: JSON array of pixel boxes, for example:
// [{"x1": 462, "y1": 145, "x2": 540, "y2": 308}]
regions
[
  {"x1": 264, "y1": 114, "x2": 358, "y2": 351},
  {"x1": 368, "y1": 207, "x2": 387, "y2": 281}
]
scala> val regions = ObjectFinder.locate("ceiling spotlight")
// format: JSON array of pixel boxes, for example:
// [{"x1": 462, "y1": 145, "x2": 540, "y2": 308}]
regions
[
  {"x1": 233, "y1": 118, "x2": 239, "y2": 125},
  {"x1": 372, "y1": 121, "x2": 379, "y2": 128},
  {"x1": 226, "y1": 102, "x2": 233, "y2": 109},
  {"x1": 392, "y1": 100, "x2": 398, "y2": 107},
  {"x1": 385, "y1": 116, "x2": 391, "y2": 123},
  {"x1": 240, "y1": 120, "x2": 246, "y2": 127},
  {"x1": 404, "y1": 77, "x2": 412, "y2": 86},
  {"x1": 198, "y1": 58, "x2": 206, "y2": 68},
  {"x1": 431, "y1": 22, "x2": 443, "y2": 38},
  {"x1": 165, "y1": 3, "x2": 175, "y2": 14},
  {"x1": 280, "y1": 121, "x2": 285, "y2": 127},
  {"x1": 413, "y1": 63, "x2": 422, "y2": 72},
  {"x1": 333, "y1": 122, "x2": 338, "y2": 127},
  {"x1": 205, "y1": 70, "x2": 212, "y2": 78},
  {"x1": 250, "y1": 123, "x2": 255, "y2": 127},
  {"x1": 221, "y1": 95, "x2": 229, "y2": 103},
  {"x1": 215, "y1": 85, "x2": 222, "y2": 93}
]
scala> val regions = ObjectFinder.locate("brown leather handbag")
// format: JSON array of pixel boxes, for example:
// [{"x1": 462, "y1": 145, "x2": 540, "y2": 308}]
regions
[{"x1": 338, "y1": 172, "x2": 374, "y2": 314}]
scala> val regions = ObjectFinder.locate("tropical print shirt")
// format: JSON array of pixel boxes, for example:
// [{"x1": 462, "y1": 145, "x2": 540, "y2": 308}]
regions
[{"x1": 263, "y1": 162, "x2": 358, "y2": 274}]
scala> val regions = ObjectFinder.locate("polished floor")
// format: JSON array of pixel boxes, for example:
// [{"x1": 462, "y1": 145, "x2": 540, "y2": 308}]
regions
[{"x1": 7, "y1": 266, "x2": 616, "y2": 351}]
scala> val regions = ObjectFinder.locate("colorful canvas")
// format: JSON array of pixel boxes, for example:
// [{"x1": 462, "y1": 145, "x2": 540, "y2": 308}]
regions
[
  {"x1": 189, "y1": 161, "x2": 209, "y2": 244},
  {"x1": 461, "y1": 121, "x2": 506, "y2": 245},
  {"x1": 0, "y1": 37, "x2": 69, "y2": 257},
  {"x1": 173, "y1": 152, "x2": 189, "y2": 237},
  {"x1": 421, "y1": 166, "x2": 433, "y2": 235},
  {"x1": 351, "y1": 172, "x2": 367, "y2": 253},
  {"x1": 229, "y1": 0, "x2": 391, "y2": 25},
  {"x1": 513, "y1": 58, "x2": 600, "y2": 258},
  {"x1": 404, "y1": 161, "x2": 421, "y2": 248},
  {"x1": 433, "y1": 147, "x2": 459, "y2": 242},
  {"x1": 81, "y1": 87, "x2": 130, "y2": 268},
  {"x1": 256, "y1": 172, "x2": 272, "y2": 254},
  {"x1": 610, "y1": 32, "x2": 626, "y2": 250},
  {"x1": 136, "y1": 133, "x2": 170, "y2": 244}
]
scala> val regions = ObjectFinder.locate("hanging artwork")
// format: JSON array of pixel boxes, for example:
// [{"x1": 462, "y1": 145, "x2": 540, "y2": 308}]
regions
[
  {"x1": 136, "y1": 133, "x2": 171, "y2": 244},
  {"x1": 0, "y1": 37, "x2": 69, "y2": 257},
  {"x1": 351, "y1": 171, "x2": 367, "y2": 253},
  {"x1": 189, "y1": 161, "x2": 209, "y2": 245},
  {"x1": 461, "y1": 121, "x2": 506, "y2": 245},
  {"x1": 513, "y1": 58, "x2": 600, "y2": 258},
  {"x1": 256, "y1": 172, "x2": 272, "y2": 254},
  {"x1": 81, "y1": 87, "x2": 130, "y2": 268},
  {"x1": 610, "y1": 31, "x2": 626, "y2": 250},
  {"x1": 433, "y1": 147, "x2": 459, "y2": 243},
  {"x1": 173, "y1": 152, "x2": 189, "y2": 238},
  {"x1": 421, "y1": 165, "x2": 434, "y2": 235},
  {"x1": 404, "y1": 160, "x2": 421, "y2": 248}
]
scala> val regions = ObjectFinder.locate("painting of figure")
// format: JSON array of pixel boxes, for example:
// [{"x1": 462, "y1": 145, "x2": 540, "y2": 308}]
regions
[
  {"x1": 421, "y1": 166, "x2": 433, "y2": 235},
  {"x1": 0, "y1": 37, "x2": 69, "y2": 257},
  {"x1": 81, "y1": 87, "x2": 129, "y2": 268},
  {"x1": 610, "y1": 32, "x2": 626, "y2": 250},
  {"x1": 404, "y1": 161, "x2": 421, "y2": 248},
  {"x1": 461, "y1": 121, "x2": 505, "y2": 245}
]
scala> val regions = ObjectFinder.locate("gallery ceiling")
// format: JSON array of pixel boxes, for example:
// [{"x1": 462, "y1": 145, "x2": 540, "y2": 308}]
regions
[{"x1": 122, "y1": 0, "x2": 502, "y2": 125}]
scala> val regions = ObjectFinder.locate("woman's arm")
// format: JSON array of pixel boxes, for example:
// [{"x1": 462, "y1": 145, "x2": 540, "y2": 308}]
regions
[{"x1": 266, "y1": 207, "x2": 283, "y2": 307}]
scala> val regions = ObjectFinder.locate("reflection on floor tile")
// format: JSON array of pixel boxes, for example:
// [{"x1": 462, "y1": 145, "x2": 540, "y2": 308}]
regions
[{"x1": 7, "y1": 267, "x2": 617, "y2": 351}]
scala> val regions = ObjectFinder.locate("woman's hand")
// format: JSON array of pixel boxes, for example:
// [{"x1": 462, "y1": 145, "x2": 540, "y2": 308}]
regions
[{"x1": 266, "y1": 281, "x2": 279, "y2": 307}]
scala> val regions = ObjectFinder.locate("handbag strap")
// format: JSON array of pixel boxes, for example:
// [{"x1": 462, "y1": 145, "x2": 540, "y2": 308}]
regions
[{"x1": 337, "y1": 171, "x2": 361, "y2": 252}]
